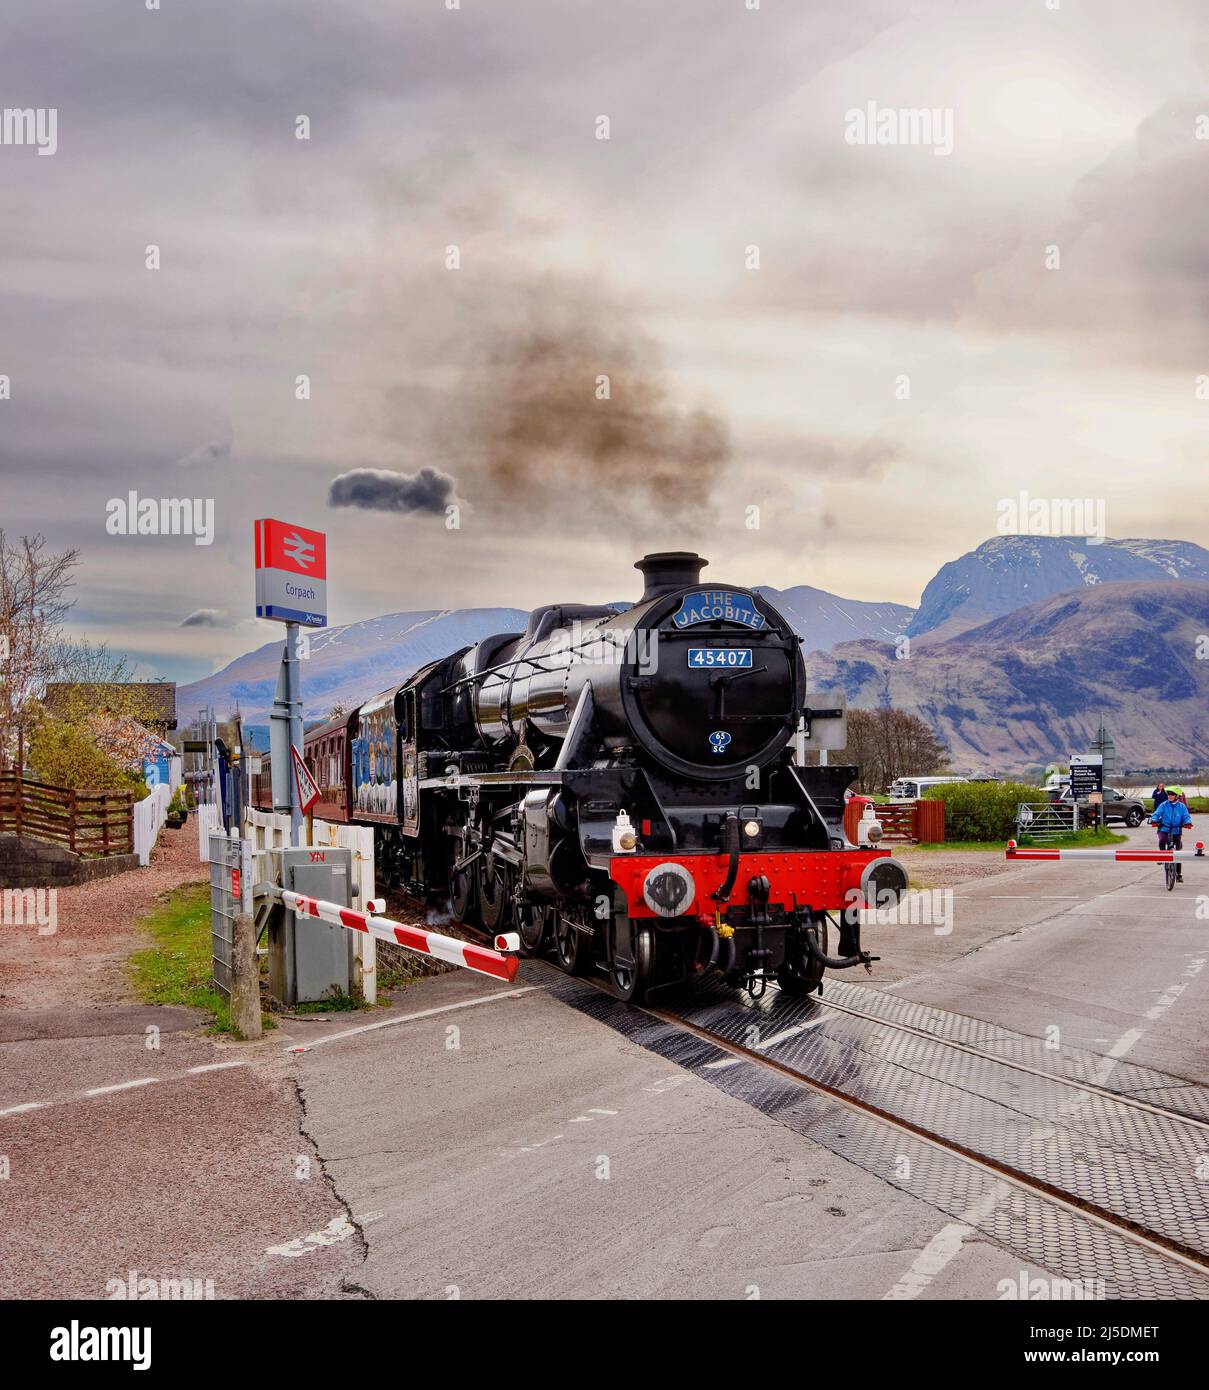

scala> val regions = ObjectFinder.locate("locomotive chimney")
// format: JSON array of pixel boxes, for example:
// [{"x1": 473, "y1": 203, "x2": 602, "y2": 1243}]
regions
[{"x1": 635, "y1": 551, "x2": 707, "y2": 602}]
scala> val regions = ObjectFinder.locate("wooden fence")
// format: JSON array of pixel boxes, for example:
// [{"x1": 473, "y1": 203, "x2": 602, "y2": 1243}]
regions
[
  {"x1": 0, "y1": 773, "x2": 134, "y2": 857},
  {"x1": 844, "y1": 798, "x2": 944, "y2": 844}
]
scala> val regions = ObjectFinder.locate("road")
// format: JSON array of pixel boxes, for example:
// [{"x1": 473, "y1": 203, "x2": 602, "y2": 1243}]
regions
[{"x1": 2, "y1": 825, "x2": 1205, "y2": 1299}]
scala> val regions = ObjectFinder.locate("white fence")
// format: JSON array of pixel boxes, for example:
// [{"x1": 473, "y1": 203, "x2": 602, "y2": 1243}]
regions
[
  {"x1": 195, "y1": 798, "x2": 223, "y2": 861},
  {"x1": 241, "y1": 808, "x2": 377, "y2": 1005},
  {"x1": 133, "y1": 783, "x2": 172, "y2": 867}
]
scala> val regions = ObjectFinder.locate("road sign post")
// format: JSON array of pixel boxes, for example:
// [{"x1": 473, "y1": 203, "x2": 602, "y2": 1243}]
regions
[
  {"x1": 1070, "y1": 753, "x2": 1105, "y2": 832},
  {"x1": 255, "y1": 519, "x2": 327, "y2": 847}
]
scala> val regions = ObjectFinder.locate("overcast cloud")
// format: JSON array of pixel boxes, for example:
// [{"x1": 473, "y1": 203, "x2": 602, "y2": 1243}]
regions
[{"x1": 1, "y1": 0, "x2": 1206, "y2": 680}]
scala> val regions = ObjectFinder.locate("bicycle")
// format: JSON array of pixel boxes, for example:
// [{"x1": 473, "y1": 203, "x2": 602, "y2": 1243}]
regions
[{"x1": 1150, "y1": 822, "x2": 1192, "y2": 890}]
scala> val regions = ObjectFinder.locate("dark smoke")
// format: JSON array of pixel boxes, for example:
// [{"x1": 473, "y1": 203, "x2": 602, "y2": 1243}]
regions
[
  {"x1": 328, "y1": 465, "x2": 457, "y2": 516},
  {"x1": 456, "y1": 307, "x2": 731, "y2": 522}
]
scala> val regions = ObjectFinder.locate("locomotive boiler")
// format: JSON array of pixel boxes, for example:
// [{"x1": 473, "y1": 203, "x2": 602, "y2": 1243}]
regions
[{"x1": 256, "y1": 552, "x2": 907, "y2": 1002}]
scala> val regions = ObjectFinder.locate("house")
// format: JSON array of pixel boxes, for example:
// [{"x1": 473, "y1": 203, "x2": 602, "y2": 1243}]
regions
[{"x1": 43, "y1": 681, "x2": 177, "y2": 734}]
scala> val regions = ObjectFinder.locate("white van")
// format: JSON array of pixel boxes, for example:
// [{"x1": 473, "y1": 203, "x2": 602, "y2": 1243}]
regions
[{"x1": 888, "y1": 775, "x2": 966, "y2": 801}]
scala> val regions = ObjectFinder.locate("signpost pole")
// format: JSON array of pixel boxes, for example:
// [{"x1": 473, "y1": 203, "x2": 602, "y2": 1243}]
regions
[
  {"x1": 254, "y1": 517, "x2": 327, "y2": 848},
  {"x1": 285, "y1": 622, "x2": 303, "y2": 847}
]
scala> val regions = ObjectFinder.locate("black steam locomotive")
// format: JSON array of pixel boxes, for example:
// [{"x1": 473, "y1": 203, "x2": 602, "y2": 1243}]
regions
[{"x1": 254, "y1": 552, "x2": 906, "y2": 1001}]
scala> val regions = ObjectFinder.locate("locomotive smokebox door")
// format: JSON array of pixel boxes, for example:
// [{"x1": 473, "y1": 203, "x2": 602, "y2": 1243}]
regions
[{"x1": 269, "y1": 846, "x2": 354, "y2": 1005}]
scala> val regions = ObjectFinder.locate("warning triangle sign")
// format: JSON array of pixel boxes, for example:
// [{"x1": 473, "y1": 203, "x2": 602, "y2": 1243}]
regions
[{"x1": 290, "y1": 744, "x2": 321, "y2": 815}]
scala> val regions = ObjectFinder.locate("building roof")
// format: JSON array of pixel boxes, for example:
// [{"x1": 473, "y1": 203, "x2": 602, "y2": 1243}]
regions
[{"x1": 43, "y1": 681, "x2": 177, "y2": 730}]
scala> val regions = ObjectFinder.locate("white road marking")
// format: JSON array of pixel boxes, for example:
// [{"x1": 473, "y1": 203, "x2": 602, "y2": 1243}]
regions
[
  {"x1": 880, "y1": 938, "x2": 1208, "y2": 1298},
  {"x1": 84, "y1": 1077, "x2": 158, "y2": 1096},
  {"x1": 588, "y1": 1108, "x2": 618, "y2": 1115},
  {"x1": 266, "y1": 1213, "x2": 358, "y2": 1258},
  {"x1": 285, "y1": 986, "x2": 540, "y2": 1052},
  {"x1": 2, "y1": 1053, "x2": 260, "y2": 1120},
  {"x1": 882, "y1": 1185, "x2": 1011, "y2": 1300},
  {"x1": 756, "y1": 1019, "x2": 824, "y2": 1051}
]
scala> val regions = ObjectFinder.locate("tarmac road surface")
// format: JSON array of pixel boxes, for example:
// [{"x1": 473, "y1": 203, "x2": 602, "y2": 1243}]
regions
[{"x1": 2, "y1": 825, "x2": 1205, "y2": 1299}]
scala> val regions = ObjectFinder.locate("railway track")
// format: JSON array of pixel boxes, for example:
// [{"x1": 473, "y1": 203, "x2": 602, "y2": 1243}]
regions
[
  {"x1": 536, "y1": 964, "x2": 1209, "y2": 1299},
  {"x1": 383, "y1": 890, "x2": 1209, "y2": 1296}
]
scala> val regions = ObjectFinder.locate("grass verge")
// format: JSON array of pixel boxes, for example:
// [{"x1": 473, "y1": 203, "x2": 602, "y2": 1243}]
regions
[
  {"x1": 129, "y1": 882, "x2": 277, "y2": 1036},
  {"x1": 129, "y1": 883, "x2": 234, "y2": 1033}
]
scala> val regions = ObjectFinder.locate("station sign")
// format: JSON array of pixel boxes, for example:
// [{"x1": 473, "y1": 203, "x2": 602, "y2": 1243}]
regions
[
  {"x1": 254, "y1": 518, "x2": 327, "y2": 627},
  {"x1": 1069, "y1": 753, "x2": 1104, "y2": 799}
]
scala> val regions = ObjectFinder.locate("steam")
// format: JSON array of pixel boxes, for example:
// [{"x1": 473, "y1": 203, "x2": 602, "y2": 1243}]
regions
[{"x1": 449, "y1": 300, "x2": 731, "y2": 525}]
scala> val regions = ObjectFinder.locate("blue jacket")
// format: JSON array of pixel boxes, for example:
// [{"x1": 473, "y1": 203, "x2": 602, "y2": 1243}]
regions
[{"x1": 1151, "y1": 799, "x2": 1192, "y2": 835}]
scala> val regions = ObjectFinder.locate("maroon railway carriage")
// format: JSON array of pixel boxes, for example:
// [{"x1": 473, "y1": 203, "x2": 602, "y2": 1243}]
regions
[{"x1": 250, "y1": 709, "x2": 354, "y2": 824}]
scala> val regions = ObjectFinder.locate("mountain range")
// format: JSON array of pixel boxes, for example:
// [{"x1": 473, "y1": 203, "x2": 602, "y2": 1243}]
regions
[
  {"x1": 806, "y1": 580, "x2": 1209, "y2": 771},
  {"x1": 179, "y1": 535, "x2": 1209, "y2": 771},
  {"x1": 908, "y1": 536, "x2": 1209, "y2": 640}
]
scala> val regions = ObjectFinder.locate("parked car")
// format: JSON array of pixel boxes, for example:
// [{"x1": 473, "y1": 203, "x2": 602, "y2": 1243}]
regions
[
  {"x1": 888, "y1": 775, "x2": 966, "y2": 801},
  {"x1": 1051, "y1": 783, "x2": 1146, "y2": 827}
]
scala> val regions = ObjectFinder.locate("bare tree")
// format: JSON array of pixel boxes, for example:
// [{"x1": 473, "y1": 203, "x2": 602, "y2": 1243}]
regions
[
  {"x1": 0, "y1": 533, "x2": 78, "y2": 769},
  {"x1": 841, "y1": 707, "x2": 948, "y2": 792}
]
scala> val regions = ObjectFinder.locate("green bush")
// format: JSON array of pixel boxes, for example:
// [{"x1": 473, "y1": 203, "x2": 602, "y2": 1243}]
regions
[
  {"x1": 29, "y1": 717, "x2": 132, "y2": 792},
  {"x1": 1151, "y1": 795, "x2": 1207, "y2": 814},
  {"x1": 922, "y1": 780, "x2": 1044, "y2": 841}
]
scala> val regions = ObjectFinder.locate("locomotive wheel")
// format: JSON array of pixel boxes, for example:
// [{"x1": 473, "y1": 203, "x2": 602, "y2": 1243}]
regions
[
  {"x1": 478, "y1": 855, "x2": 511, "y2": 932},
  {"x1": 449, "y1": 859, "x2": 477, "y2": 924},
  {"x1": 516, "y1": 902, "x2": 552, "y2": 956},
  {"x1": 553, "y1": 913, "x2": 585, "y2": 974},
  {"x1": 611, "y1": 923, "x2": 654, "y2": 1004},
  {"x1": 776, "y1": 915, "x2": 827, "y2": 998}
]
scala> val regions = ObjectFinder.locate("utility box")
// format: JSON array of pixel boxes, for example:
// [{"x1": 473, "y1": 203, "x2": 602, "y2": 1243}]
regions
[{"x1": 269, "y1": 846, "x2": 354, "y2": 1005}]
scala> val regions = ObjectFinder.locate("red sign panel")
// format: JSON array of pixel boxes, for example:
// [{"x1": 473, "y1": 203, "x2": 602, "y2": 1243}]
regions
[
  {"x1": 231, "y1": 867, "x2": 241, "y2": 899},
  {"x1": 254, "y1": 519, "x2": 327, "y2": 579}
]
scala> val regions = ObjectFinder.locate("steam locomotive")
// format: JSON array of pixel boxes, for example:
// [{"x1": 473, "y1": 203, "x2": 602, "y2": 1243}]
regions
[{"x1": 253, "y1": 552, "x2": 906, "y2": 1001}]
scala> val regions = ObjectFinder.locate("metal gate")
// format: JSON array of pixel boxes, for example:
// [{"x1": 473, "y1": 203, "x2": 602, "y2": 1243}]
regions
[
  {"x1": 1015, "y1": 801, "x2": 1076, "y2": 841},
  {"x1": 209, "y1": 832, "x2": 251, "y2": 1001}
]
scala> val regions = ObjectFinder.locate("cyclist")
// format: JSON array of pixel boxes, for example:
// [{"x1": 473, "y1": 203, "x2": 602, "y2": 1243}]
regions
[{"x1": 1149, "y1": 786, "x2": 1193, "y2": 882}]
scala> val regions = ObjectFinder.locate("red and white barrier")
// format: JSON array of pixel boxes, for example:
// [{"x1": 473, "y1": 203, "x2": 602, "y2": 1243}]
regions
[
  {"x1": 275, "y1": 887, "x2": 519, "y2": 984},
  {"x1": 1005, "y1": 839, "x2": 1207, "y2": 863}
]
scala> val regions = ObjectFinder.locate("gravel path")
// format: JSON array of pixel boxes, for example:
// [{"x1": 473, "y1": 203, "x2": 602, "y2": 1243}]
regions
[
  {"x1": 887, "y1": 844, "x2": 1018, "y2": 890},
  {"x1": 0, "y1": 822, "x2": 207, "y2": 1011}
]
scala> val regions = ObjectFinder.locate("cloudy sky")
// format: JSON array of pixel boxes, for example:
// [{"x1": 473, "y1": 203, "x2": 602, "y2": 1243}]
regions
[{"x1": 2, "y1": 0, "x2": 1207, "y2": 682}]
